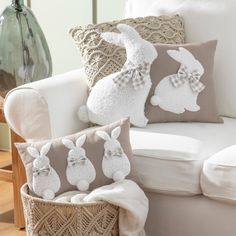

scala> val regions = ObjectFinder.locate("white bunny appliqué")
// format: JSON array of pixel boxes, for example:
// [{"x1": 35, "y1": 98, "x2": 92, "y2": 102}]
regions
[
  {"x1": 151, "y1": 47, "x2": 205, "y2": 114},
  {"x1": 62, "y1": 134, "x2": 96, "y2": 191},
  {"x1": 27, "y1": 143, "x2": 61, "y2": 200},
  {"x1": 96, "y1": 126, "x2": 131, "y2": 182},
  {"x1": 79, "y1": 24, "x2": 158, "y2": 127}
]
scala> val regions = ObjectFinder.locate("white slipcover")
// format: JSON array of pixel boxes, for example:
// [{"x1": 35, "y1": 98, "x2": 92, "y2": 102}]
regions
[
  {"x1": 201, "y1": 145, "x2": 236, "y2": 203},
  {"x1": 125, "y1": 0, "x2": 236, "y2": 118},
  {"x1": 131, "y1": 117, "x2": 236, "y2": 195},
  {"x1": 4, "y1": 69, "x2": 89, "y2": 141}
]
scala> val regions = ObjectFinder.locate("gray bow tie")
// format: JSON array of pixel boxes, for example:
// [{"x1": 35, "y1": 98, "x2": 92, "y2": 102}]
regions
[
  {"x1": 105, "y1": 148, "x2": 123, "y2": 159},
  {"x1": 170, "y1": 66, "x2": 205, "y2": 93},
  {"x1": 68, "y1": 157, "x2": 87, "y2": 167},
  {"x1": 33, "y1": 165, "x2": 51, "y2": 177},
  {"x1": 113, "y1": 61, "x2": 150, "y2": 90}
]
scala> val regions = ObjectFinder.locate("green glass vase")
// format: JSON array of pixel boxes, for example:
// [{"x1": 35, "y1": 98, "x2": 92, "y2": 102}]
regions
[{"x1": 0, "y1": 0, "x2": 52, "y2": 97}]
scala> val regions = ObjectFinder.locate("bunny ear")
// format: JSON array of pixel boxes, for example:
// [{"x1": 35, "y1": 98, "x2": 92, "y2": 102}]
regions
[
  {"x1": 96, "y1": 131, "x2": 110, "y2": 141},
  {"x1": 40, "y1": 142, "x2": 52, "y2": 156},
  {"x1": 167, "y1": 49, "x2": 181, "y2": 62},
  {"x1": 111, "y1": 126, "x2": 121, "y2": 140},
  {"x1": 178, "y1": 47, "x2": 195, "y2": 61},
  {"x1": 27, "y1": 147, "x2": 40, "y2": 159},
  {"x1": 117, "y1": 24, "x2": 141, "y2": 40},
  {"x1": 76, "y1": 134, "x2": 86, "y2": 147},
  {"x1": 62, "y1": 139, "x2": 75, "y2": 150},
  {"x1": 101, "y1": 32, "x2": 124, "y2": 47}
]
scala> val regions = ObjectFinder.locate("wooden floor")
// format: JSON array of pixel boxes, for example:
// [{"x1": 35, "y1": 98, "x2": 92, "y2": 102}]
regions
[{"x1": 0, "y1": 151, "x2": 26, "y2": 236}]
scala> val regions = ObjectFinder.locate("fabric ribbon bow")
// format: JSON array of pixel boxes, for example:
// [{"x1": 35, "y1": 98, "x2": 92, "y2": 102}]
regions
[
  {"x1": 113, "y1": 61, "x2": 150, "y2": 90},
  {"x1": 68, "y1": 157, "x2": 87, "y2": 167},
  {"x1": 33, "y1": 165, "x2": 51, "y2": 177},
  {"x1": 170, "y1": 66, "x2": 205, "y2": 93},
  {"x1": 105, "y1": 148, "x2": 123, "y2": 159}
]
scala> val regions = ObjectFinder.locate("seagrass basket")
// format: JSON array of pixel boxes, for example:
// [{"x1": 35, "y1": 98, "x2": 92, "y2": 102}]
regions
[{"x1": 21, "y1": 184, "x2": 119, "y2": 236}]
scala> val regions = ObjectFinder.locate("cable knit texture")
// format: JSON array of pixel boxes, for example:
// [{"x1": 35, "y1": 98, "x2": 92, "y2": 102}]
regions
[{"x1": 70, "y1": 15, "x2": 185, "y2": 88}]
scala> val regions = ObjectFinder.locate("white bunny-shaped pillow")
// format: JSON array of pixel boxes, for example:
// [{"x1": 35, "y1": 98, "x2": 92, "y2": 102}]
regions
[
  {"x1": 79, "y1": 24, "x2": 158, "y2": 127},
  {"x1": 96, "y1": 126, "x2": 131, "y2": 182},
  {"x1": 27, "y1": 143, "x2": 61, "y2": 200},
  {"x1": 62, "y1": 134, "x2": 96, "y2": 191},
  {"x1": 151, "y1": 47, "x2": 205, "y2": 114}
]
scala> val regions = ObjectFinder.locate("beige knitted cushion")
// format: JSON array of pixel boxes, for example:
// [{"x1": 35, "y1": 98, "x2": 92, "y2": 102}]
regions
[{"x1": 70, "y1": 15, "x2": 185, "y2": 88}]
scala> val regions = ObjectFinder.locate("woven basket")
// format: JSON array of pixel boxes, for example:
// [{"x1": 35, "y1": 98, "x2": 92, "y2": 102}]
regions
[{"x1": 21, "y1": 184, "x2": 119, "y2": 236}]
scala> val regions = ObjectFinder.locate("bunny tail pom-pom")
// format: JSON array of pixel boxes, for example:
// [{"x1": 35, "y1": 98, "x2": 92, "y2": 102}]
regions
[
  {"x1": 77, "y1": 180, "x2": 89, "y2": 191},
  {"x1": 150, "y1": 95, "x2": 161, "y2": 106},
  {"x1": 113, "y1": 171, "x2": 125, "y2": 182},
  {"x1": 78, "y1": 105, "x2": 89, "y2": 123},
  {"x1": 42, "y1": 189, "x2": 55, "y2": 200}
]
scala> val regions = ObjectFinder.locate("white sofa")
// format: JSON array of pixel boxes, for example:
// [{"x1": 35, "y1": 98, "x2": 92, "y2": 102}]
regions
[{"x1": 4, "y1": 0, "x2": 236, "y2": 235}]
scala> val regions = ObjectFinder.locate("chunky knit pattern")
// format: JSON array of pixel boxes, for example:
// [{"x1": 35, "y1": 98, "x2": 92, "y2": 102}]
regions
[{"x1": 21, "y1": 184, "x2": 119, "y2": 236}]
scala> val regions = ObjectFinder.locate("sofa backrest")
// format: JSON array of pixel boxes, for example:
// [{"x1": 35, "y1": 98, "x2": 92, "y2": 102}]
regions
[{"x1": 125, "y1": 0, "x2": 236, "y2": 118}]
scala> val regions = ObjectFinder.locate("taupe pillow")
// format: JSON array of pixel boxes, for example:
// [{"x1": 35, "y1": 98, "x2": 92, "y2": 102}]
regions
[
  {"x1": 16, "y1": 118, "x2": 134, "y2": 197},
  {"x1": 70, "y1": 15, "x2": 185, "y2": 88},
  {"x1": 146, "y1": 40, "x2": 222, "y2": 123}
]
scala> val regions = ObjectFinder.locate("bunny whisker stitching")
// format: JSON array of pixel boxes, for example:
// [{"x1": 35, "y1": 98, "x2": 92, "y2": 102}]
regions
[{"x1": 33, "y1": 165, "x2": 51, "y2": 177}]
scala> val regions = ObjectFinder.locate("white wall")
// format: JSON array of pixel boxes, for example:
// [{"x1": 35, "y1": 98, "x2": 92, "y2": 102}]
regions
[{"x1": 0, "y1": 0, "x2": 126, "y2": 149}]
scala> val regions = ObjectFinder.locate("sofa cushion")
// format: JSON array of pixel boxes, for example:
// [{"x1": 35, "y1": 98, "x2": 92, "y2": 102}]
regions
[
  {"x1": 201, "y1": 145, "x2": 236, "y2": 204},
  {"x1": 125, "y1": 0, "x2": 236, "y2": 118},
  {"x1": 130, "y1": 117, "x2": 236, "y2": 195}
]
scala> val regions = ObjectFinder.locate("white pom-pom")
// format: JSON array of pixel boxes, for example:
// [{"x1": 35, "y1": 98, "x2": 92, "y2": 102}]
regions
[
  {"x1": 150, "y1": 95, "x2": 160, "y2": 106},
  {"x1": 77, "y1": 180, "x2": 89, "y2": 191},
  {"x1": 78, "y1": 106, "x2": 89, "y2": 122},
  {"x1": 42, "y1": 189, "x2": 55, "y2": 200},
  {"x1": 113, "y1": 171, "x2": 125, "y2": 182}
]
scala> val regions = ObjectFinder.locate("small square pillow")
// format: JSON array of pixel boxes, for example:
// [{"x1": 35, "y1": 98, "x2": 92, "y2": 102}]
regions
[
  {"x1": 146, "y1": 40, "x2": 223, "y2": 123},
  {"x1": 16, "y1": 118, "x2": 134, "y2": 198},
  {"x1": 70, "y1": 15, "x2": 185, "y2": 88}
]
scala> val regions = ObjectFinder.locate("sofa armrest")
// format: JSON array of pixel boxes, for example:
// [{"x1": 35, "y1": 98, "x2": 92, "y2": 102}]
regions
[{"x1": 4, "y1": 68, "x2": 89, "y2": 142}]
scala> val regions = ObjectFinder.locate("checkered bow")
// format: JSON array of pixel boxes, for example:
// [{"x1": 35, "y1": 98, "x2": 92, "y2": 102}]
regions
[
  {"x1": 170, "y1": 66, "x2": 205, "y2": 93},
  {"x1": 113, "y1": 61, "x2": 151, "y2": 90},
  {"x1": 33, "y1": 165, "x2": 51, "y2": 177}
]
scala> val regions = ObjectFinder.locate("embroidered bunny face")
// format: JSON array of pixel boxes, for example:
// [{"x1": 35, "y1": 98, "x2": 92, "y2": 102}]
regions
[
  {"x1": 62, "y1": 135, "x2": 88, "y2": 166},
  {"x1": 27, "y1": 142, "x2": 52, "y2": 169},
  {"x1": 104, "y1": 139, "x2": 124, "y2": 159},
  {"x1": 97, "y1": 126, "x2": 124, "y2": 159}
]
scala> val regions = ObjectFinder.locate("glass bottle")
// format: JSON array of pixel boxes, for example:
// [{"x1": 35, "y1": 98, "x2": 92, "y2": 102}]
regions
[{"x1": 0, "y1": 0, "x2": 52, "y2": 97}]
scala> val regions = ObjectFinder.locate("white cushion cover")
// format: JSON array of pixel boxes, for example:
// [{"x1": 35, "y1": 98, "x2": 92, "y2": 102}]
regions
[
  {"x1": 125, "y1": 0, "x2": 236, "y2": 118},
  {"x1": 201, "y1": 145, "x2": 236, "y2": 203},
  {"x1": 131, "y1": 117, "x2": 236, "y2": 195}
]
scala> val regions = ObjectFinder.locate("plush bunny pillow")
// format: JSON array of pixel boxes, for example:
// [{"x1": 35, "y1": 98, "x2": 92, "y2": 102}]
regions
[
  {"x1": 79, "y1": 24, "x2": 158, "y2": 128},
  {"x1": 16, "y1": 118, "x2": 134, "y2": 199},
  {"x1": 146, "y1": 40, "x2": 222, "y2": 123}
]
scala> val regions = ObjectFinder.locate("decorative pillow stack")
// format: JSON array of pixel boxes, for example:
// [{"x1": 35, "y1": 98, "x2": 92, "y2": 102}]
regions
[
  {"x1": 147, "y1": 40, "x2": 222, "y2": 123},
  {"x1": 70, "y1": 15, "x2": 185, "y2": 88},
  {"x1": 16, "y1": 118, "x2": 134, "y2": 199}
]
